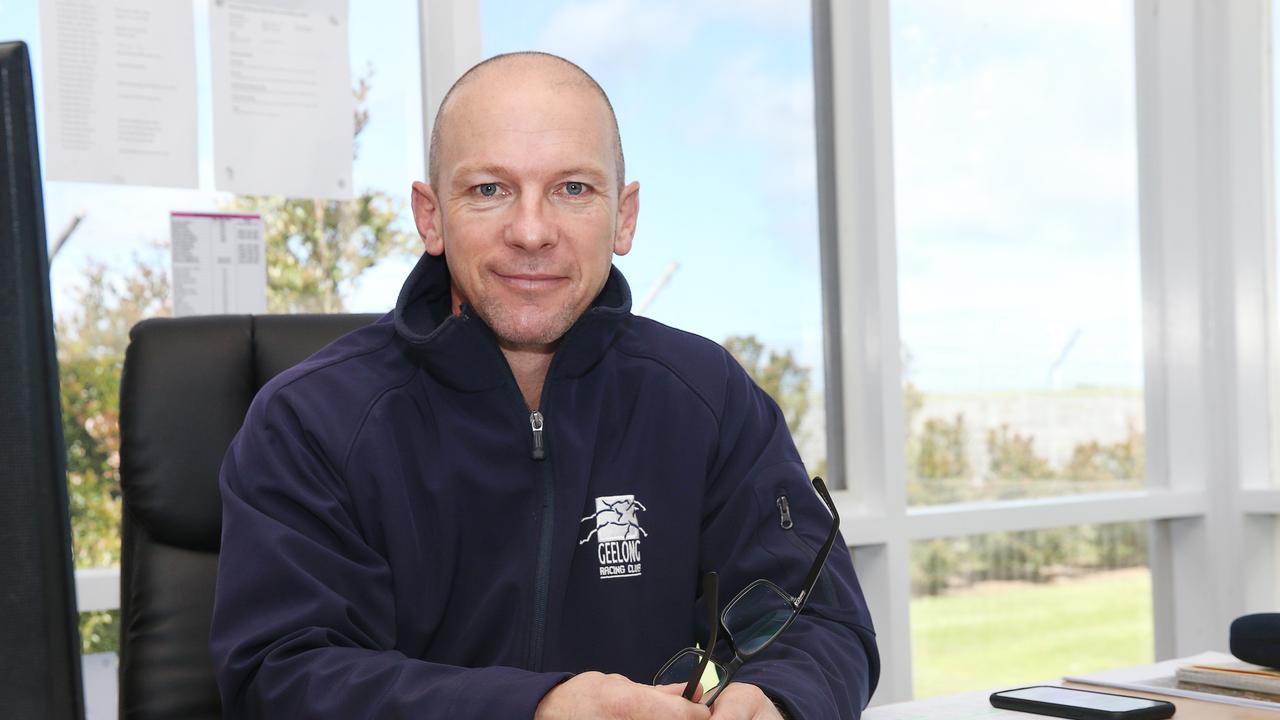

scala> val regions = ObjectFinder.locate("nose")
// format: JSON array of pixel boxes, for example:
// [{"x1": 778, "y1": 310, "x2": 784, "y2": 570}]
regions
[{"x1": 505, "y1": 192, "x2": 557, "y2": 253}]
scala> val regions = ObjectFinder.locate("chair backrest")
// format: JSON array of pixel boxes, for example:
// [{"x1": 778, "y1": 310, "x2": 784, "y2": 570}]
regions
[{"x1": 117, "y1": 313, "x2": 378, "y2": 720}]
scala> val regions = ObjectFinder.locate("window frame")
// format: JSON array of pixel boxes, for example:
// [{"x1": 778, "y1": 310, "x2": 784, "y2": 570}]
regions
[{"x1": 813, "y1": 0, "x2": 1280, "y2": 703}]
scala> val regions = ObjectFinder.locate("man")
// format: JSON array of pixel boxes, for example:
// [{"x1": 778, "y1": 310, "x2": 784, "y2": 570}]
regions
[{"x1": 211, "y1": 52, "x2": 879, "y2": 719}]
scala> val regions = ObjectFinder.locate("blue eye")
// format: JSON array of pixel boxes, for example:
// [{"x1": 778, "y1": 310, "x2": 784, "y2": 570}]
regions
[
  {"x1": 565, "y1": 182, "x2": 586, "y2": 196},
  {"x1": 478, "y1": 183, "x2": 498, "y2": 197}
]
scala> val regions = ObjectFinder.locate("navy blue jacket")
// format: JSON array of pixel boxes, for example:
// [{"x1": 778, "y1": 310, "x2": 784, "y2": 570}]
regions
[{"x1": 210, "y1": 252, "x2": 879, "y2": 718}]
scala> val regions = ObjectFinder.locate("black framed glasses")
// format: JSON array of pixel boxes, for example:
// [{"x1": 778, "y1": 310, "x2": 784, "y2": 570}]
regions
[{"x1": 652, "y1": 476, "x2": 840, "y2": 706}]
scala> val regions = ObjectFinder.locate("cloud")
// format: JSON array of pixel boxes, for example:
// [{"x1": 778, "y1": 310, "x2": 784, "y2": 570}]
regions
[
  {"x1": 897, "y1": 239, "x2": 1145, "y2": 391},
  {"x1": 697, "y1": 51, "x2": 817, "y2": 188},
  {"x1": 535, "y1": 0, "x2": 695, "y2": 72},
  {"x1": 890, "y1": 0, "x2": 1139, "y2": 251},
  {"x1": 705, "y1": 0, "x2": 810, "y2": 30},
  {"x1": 674, "y1": 50, "x2": 820, "y2": 262},
  {"x1": 533, "y1": 0, "x2": 811, "y2": 73},
  {"x1": 893, "y1": 0, "x2": 1133, "y2": 36},
  {"x1": 889, "y1": 1, "x2": 1146, "y2": 391}
]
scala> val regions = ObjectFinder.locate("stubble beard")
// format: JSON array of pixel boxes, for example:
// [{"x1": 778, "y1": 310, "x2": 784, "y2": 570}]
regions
[{"x1": 469, "y1": 290, "x2": 584, "y2": 351}]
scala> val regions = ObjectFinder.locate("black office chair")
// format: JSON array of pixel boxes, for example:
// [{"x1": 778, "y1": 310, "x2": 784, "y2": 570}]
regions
[{"x1": 117, "y1": 313, "x2": 378, "y2": 720}]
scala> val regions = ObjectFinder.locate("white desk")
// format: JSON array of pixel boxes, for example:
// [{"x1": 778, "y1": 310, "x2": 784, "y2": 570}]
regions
[{"x1": 864, "y1": 655, "x2": 1278, "y2": 720}]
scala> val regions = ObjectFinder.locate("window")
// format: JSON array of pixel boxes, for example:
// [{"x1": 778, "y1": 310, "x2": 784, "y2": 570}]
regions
[
  {"x1": 480, "y1": 0, "x2": 828, "y2": 475},
  {"x1": 2, "y1": 0, "x2": 424, "y2": 653},
  {"x1": 911, "y1": 523, "x2": 1152, "y2": 697},
  {"x1": 889, "y1": 0, "x2": 1152, "y2": 698},
  {"x1": 891, "y1": 0, "x2": 1145, "y2": 507}
]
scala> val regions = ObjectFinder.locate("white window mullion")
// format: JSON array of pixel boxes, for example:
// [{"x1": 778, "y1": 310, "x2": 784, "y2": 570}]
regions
[
  {"x1": 1245, "y1": 515, "x2": 1280, "y2": 616},
  {"x1": 814, "y1": 0, "x2": 912, "y2": 703},
  {"x1": 74, "y1": 568, "x2": 120, "y2": 614},
  {"x1": 1241, "y1": 0, "x2": 1280, "y2": 619},
  {"x1": 835, "y1": 487, "x2": 1208, "y2": 546},
  {"x1": 903, "y1": 490, "x2": 1205, "y2": 540},
  {"x1": 417, "y1": 0, "x2": 481, "y2": 175},
  {"x1": 1243, "y1": 488, "x2": 1280, "y2": 513},
  {"x1": 1135, "y1": 0, "x2": 1276, "y2": 659}
]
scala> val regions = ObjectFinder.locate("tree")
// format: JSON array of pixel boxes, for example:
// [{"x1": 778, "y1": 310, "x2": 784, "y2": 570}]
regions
[
  {"x1": 1063, "y1": 424, "x2": 1144, "y2": 484},
  {"x1": 900, "y1": 348, "x2": 925, "y2": 471},
  {"x1": 57, "y1": 255, "x2": 171, "y2": 361},
  {"x1": 899, "y1": 347, "x2": 1151, "y2": 593},
  {"x1": 1088, "y1": 521, "x2": 1147, "y2": 570},
  {"x1": 722, "y1": 335, "x2": 812, "y2": 444},
  {"x1": 913, "y1": 539, "x2": 959, "y2": 596},
  {"x1": 57, "y1": 255, "x2": 171, "y2": 573},
  {"x1": 225, "y1": 191, "x2": 414, "y2": 313},
  {"x1": 916, "y1": 416, "x2": 969, "y2": 480},
  {"x1": 55, "y1": 253, "x2": 171, "y2": 653},
  {"x1": 986, "y1": 424, "x2": 1055, "y2": 483},
  {"x1": 908, "y1": 414, "x2": 971, "y2": 506}
]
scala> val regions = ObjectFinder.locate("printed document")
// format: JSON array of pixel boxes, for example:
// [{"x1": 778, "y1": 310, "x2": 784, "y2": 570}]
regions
[
  {"x1": 39, "y1": 0, "x2": 197, "y2": 187},
  {"x1": 210, "y1": 0, "x2": 353, "y2": 199},
  {"x1": 170, "y1": 212, "x2": 267, "y2": 317}
]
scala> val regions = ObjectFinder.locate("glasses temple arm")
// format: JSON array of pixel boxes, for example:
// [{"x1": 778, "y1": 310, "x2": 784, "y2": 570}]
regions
[
  {"x1": 796, "y1": 477, "x2": 841, "y2": 608},
  {"x1": 683, "y1": 571, "x2": 719, "y2": 701}
]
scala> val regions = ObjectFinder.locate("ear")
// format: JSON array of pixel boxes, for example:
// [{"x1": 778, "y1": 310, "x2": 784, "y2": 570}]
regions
[
  {"x1": 613, "y1": 181, "x2": 640, "y2": 256},
  {"x1": 411, "y1": 181, "x2": 445, "y2": 256}
]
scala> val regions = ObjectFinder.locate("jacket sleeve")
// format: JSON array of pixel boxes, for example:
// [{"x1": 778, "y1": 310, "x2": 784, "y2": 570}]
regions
[
  {"x1": 699, "y1": 353, "x2": 881, "y2": 720},
  {"x1": 209, "y1": 392, "x2": 570, "y2": 719}
]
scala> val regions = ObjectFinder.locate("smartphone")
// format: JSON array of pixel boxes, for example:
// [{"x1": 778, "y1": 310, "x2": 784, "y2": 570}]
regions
[{"x1": 989, "y1": 686, "x2": 1175, "y2": 720}]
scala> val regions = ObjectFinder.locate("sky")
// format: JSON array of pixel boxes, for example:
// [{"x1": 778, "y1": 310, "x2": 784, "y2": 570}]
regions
[
  {"x1": 890, "y1": 0, "x2": 1143, "y2": 393},
  {"x1": 0, "y1": 0, "x2": 1156, "y2": 398}
]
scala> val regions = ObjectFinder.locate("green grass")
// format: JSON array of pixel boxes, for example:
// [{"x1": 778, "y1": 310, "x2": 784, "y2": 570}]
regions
[{"x1": 910, "y1": 569, "x2": 1154, "y2": 698}]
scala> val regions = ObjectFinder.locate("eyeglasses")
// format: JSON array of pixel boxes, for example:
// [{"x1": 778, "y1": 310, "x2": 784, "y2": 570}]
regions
[{"x1": 652, "y1": 476, "x2": 840, "y2": 706}]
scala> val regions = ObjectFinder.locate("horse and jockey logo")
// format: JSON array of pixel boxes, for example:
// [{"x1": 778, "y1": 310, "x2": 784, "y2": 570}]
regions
[{"x1": 579, "y1": 495, "x2": 647, "y2": 579}]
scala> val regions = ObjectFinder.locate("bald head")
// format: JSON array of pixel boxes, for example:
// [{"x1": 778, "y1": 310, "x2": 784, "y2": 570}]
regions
[{"x1": 428, "y1": 52, "x2": 625, "y2": 192}]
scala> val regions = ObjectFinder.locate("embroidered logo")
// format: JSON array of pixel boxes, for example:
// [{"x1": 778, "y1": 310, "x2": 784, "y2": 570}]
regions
[{"x1": 579, "y1": 495, "x2": 646, "y2": 579}]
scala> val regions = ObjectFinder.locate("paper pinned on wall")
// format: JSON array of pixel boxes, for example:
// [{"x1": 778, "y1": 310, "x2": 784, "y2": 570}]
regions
[
  {"x1": 38, "y1": 0, "x2": 198, "y2": 188},
  {"x1": 210, "y1": 0, "x2": 353, "y2": 199},
  {"x1": 170, "y1": 212, "x2": 267, "y2": 317}
]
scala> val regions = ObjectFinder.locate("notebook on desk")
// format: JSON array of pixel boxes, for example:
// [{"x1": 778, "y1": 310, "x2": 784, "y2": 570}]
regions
[
  {"x1": 1175, "y1": 659, "x2": 1280, "y2": 699},
  {"x1": 1064, "y1": 651, "x2": 1280, "y2": 712}
]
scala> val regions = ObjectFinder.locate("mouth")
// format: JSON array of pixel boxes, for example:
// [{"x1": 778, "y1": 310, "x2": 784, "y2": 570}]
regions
[{"x1": 492, "y1": 270, "x2": 568, "y2": 291}]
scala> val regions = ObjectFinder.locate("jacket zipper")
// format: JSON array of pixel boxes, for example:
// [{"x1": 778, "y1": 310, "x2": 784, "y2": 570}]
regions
[
  {"x1": 523, "y1": 338, "x2": 579, "y2": 672},
  {"x1": 488, "y1": 315, "x2": 578, "y2": 673},
  {"x1": 507, "y1": 399, "x2": 554, "y2": 672},
  {"x1": 530, "y1": 410, "x2": 546, "y2": 460},
  {"x1": 529, "y1": 423, "x2": 555, "y2": 671},
  {"x1": 510, "y1": 400, "x2": 554, "y2": 672},
  {"x1": 493, "y1": 365, "x2": 556, "y2": 673},
  {"x1": 777, "y1": 495, "x2": 794, "y2": 529}
]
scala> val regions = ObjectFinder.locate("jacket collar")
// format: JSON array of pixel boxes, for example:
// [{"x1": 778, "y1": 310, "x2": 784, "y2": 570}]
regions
[{"x1": 393, "y1": 252, "x2": 633, "y2": 392}]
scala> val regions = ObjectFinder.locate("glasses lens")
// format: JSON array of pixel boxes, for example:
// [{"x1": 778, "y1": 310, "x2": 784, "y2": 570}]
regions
[
  {"x1": 653, "y1": 648, "x2": 726, "y2": 697},
  {"x1": 723, "y1": 582, "x2": 794, "y2": 657}
]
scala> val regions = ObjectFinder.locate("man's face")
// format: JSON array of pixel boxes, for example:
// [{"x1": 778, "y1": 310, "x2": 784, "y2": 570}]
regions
[{"x1": 412, "y1": 65, "x2": 640, "y2": 351}]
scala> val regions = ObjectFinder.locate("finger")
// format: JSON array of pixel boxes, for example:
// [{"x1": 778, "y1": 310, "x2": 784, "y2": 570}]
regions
[
  {"x1": 707, "y1": 695, "x2": 751, "y2": 720},
  {"x1": 655, "y1": 680, "x2": 707, "y2": 702},
  {"x1": 636, "y1": 686, "x2": 712, "y2": 720},
  {"x1": 707, "y1": 684, "x2": 773, "y2": 720},
  {"x1": 689, "y1": 683, "x2": 705, "y2": 703}
]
